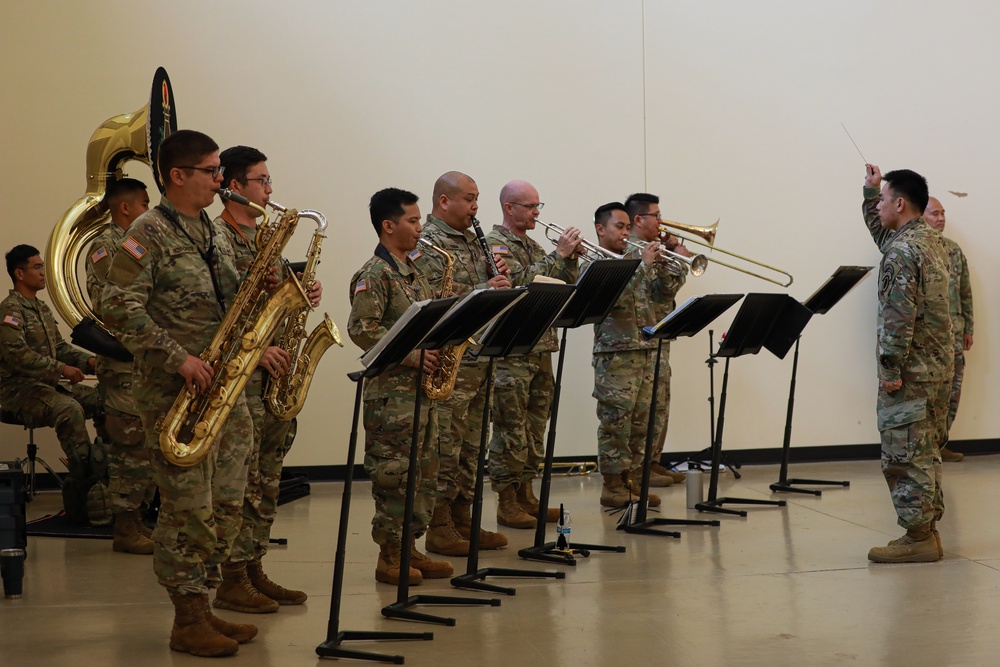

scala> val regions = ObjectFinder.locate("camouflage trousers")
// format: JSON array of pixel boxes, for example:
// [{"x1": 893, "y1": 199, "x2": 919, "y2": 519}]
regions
[
  {"x1": 5, "y1": 382, "x2": 100, "y2": 461},
  {"x1": 593, "y1": 349, "x2": 656, "y2": 475},
  {"x1": 104, "y1": 406, "x2": 156, "y2": 514},
  {"x1": 435, "y1": 360, "x2": 488, "y2": 504},
  {"x1": 650, "y1": 346, "x2": 672, "y2": 461},
  {"x1": 488, "y1": 351, "x2": 552, "y2": 492},
  {"x1": 363, "y1": 395, "x2": 438, "y2": 547},
  {"x1": 878, "y1": 380, "x2": 949, "y2": 530},
  {"x1": 946, "y1": 345, "x2": 966, "y2": 432},
  {"x1": 229, "y1": 392, "x2": 297, "y2": 562},
  {"x1": 140, "y1": 394, "x2": 253, "y2": 596}
]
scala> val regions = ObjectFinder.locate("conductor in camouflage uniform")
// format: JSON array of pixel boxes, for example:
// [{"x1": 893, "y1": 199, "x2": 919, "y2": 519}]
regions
[
  {"x1": 348, "y1": 187, "x2": 452, "y2": 585},
  {"x1": 0, "y1": 244, "x2": 102, "y2": 524},
  {"x1": 624, "y1": 192, "x2": 690, "y2": 488},
  {"x1": 592, "y1": 202, "x2": 682, "y2": 508},
  {"x1": 862, "y1": 165, "x2": 953, "y2": 564},
  {"x1": 102, "y1": 130, "x2": 258, "y2": 657},
  {"x1": 485, "y1": 180, "x2": 581, "y2": 529},
  {"x1": 86, "y1": 177, "x2": 157, "y2": 553},
  {"x1": 413, "y1": 171, "x2": 512, "y2": 556},
  {"x1": 924, "y1": 196, "x2": 974, "y2": 463}
]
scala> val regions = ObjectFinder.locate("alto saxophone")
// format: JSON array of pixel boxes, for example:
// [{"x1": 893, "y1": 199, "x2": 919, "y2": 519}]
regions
[
  {"x1": 264, "y1": 203, "x2": 343, "y2": 421},
  {"x1": 418, "y1": 238, "x2": 467, "y2": 401},
  {"x1": 158, "y1": 189, "x2": 310, "y2": 467}
]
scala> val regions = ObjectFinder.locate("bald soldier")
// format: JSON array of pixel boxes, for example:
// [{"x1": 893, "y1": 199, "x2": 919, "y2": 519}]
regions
[{"x1": 923, "y1": 196, "x2": 973, "y2": 463}]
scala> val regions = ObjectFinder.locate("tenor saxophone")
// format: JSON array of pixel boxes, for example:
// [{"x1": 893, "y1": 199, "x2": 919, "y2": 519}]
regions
[
  {"x1": 264, "y1": 204, "x2": 343, "y2": 421},
  {"x1": 158, "y1": 190, "x2": 309, "y2": 467},
  {"x1": 418, "y1": 238, "x2": 467, "y2": 401}
]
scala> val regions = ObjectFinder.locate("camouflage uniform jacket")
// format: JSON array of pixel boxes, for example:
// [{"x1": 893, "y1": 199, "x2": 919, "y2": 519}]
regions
[
  {"x1": 102, "y1": 196, "x2": 241, "y2": 401},
  {"x1": 485, "y1": 224, "x2": 579, "y2": 353},
  {"x1": 862, "y1": 187, "x2": 954, "y2": 384},
  {"x1": 942, "y1": 236, "x2": 973, "y2": 339},
  {"x1": 592, "y1": 235, "x2": 687, "y2": 354},
  {"x1": 348, "y1": 243, "x2": 434, "y2": 400},
  {"x1": 85, "y1": 223, "x2": 133, "y2": 378},
  {"x1": 414, "y1": 215, "x2": 495, "y2": 365},
  {"x1": 0, "y1": 289, "x2": 93, "y2": 406}
]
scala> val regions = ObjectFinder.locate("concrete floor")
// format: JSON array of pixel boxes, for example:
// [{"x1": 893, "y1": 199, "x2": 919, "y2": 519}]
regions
[{"x1": 2, "y1": 456, "x2": 997, "y2": 666}]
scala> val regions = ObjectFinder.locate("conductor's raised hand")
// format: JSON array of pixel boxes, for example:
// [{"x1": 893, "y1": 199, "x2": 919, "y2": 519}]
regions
[
  {"x1": 865, "y1": 164, "x2": 882, "y2": 189},
  {"x1": 178, "y1": 354, "x2": 214, "y2": 395}
]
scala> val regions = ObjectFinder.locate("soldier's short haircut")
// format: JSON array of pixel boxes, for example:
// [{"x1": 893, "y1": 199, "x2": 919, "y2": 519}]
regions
[
  {"x1": 594, "y1": 202, "x2": 627, "y2": 227},
  {"x1": 883, "y1": 169, "x2": 929, "y2": 214},
  {"x1": 5, "y1": 244, "x2": 41, "y2": 281},
  {"x1": 157, "y1": 130, "x2": 219, "y2": 186},
  {"x1": 103, "y1": 177, "x2": 148, "y2": 210},
  {"x1": 624, "y1": 192, "x2": 659, "y2": 221},
  {"x1": 219, "y1": 145, "x2": 268, "y2": 188},
  {"x1": 369, "y1": 188, "x2": 419, "y2": 237}
]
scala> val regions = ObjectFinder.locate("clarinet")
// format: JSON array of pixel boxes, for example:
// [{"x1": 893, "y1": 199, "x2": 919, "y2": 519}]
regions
[{"x1": 471, "y1": 217, "x2": 500, "y2": 278}]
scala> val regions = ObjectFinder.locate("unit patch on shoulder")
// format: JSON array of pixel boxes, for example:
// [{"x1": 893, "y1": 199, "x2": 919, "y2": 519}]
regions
[
  {"x1": 408, "y1": 249, "x2": 423, "y2": 261},
  {"x1": 90, "y1": 247, "x2": 108, "y2": 264},
  {"x1": 354, "y1": 279, "x2": 367, "y2": 294},
  {"x1": 491, "y1": 244, "x2": 509, "y2": 255},
  {"x1": 2, "y1": 314, "x2": 20, "y2": 328},
  {"x1": 122, "y1": 236, "x2": 147, "y2": 261}
]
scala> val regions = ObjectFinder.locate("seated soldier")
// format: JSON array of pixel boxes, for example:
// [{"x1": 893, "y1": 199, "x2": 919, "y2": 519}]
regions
[{"x1": 0, "y1": 244, "x2": 107, "y2": 525}]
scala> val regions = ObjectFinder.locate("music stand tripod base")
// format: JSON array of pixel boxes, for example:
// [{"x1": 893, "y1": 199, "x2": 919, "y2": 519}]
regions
[
  {"x1": 316, "y1": 629, "x2": 433, "y2": 665},
  {"x1": 770, "y1": 478, "x2": 850, "y2": 496}
]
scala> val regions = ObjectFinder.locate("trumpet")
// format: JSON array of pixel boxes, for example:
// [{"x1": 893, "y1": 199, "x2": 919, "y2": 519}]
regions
[
  {"x1": 535, "y1": 220, "x2": 623, "y2": 261},
  {"x1": 624, "y1": 238, "x2": 709, "y2": 276},
  {"x1": 658, "y1": 219, "x2": 794, "y2": 287}
]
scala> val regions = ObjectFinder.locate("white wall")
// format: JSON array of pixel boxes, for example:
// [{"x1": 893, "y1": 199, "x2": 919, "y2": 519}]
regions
[{"x1": 1, "y1": 1, "x2": 994, "y2": 470}]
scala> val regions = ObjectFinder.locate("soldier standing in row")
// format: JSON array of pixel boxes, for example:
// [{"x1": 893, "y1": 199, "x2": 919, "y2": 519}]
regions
[{"x1": 861, "y1": 165, "x2": 953, "y2": 564}]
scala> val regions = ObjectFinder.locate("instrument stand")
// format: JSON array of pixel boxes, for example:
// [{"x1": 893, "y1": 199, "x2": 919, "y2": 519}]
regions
[
  {"x1": 452, "y1": 282, "x2": 575, "y2": 592},
  {"x1": 517, "y1": 260, "x2": 640, "y2": 566},
  {"x1": 697, "y1": 293, "x2": 810, "y2": 517},
  {"x1": 626, "y1": 294, "x2": 743, "y2": 535},
  {"x1": 770, "y1": 266, "x2": 872, "y2": 495}
]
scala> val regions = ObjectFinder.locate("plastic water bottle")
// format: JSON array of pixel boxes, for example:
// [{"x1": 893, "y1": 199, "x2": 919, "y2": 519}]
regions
[{"x1": 556, "y1": 506, "x2": 571, "y2": 549}]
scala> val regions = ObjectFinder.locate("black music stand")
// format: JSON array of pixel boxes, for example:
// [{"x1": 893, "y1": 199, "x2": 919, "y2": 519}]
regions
[
  {"x1": 622, "y1": 294, "x2": 744, "y2": 535},
  {"x1": 382, "y1": 289, "x2": 525, "y2": 626},
  {"x1": 317, "y1": 296, "x2": 456, "y2": 664},
  {"x1": 696, "y1": 293, "x2": 810, "y2": 517},
  {"x1": 518, "y1": 259, "x2": 640, "y2": 566},
  {"x1": 450, "y1": 282, "x2": 576, "y2": 594},
  {"x1": 770, "y1": 266, "x2": 872, "y2": 495}
]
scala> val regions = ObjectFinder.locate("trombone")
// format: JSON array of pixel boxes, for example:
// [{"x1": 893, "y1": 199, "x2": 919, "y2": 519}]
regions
[
  {"x1": 659, "y1": 219, "x2": 794, "y2": 287},
  {"x1": 535, "y1": 220, "x2": 624, "y2": 262}
]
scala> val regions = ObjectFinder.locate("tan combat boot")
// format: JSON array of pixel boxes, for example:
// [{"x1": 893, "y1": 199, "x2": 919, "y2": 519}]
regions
[
  {"x1": 516, "y1": 482, "x2": 560, "y2": 522},
  {"x1": 452, "y1": 497, "x2": 508, "y2": 550},
  {"x1": 213, "y1": 562, "x2": 279, "y2": 613},
  {"x1": 651, "y1": 462, "x2": 686, "y2": 484},
  {"x1": 940, "y1": 447, "x2": 964, "y2": 462},
  {"x1": 375, "y1": 542, "x2": 423, "y2": 586},
  {"x1": 496, "y1": 485, "x2": 536, "y2": 529},
  {"x1": 168, "y1": 593, "x2": 239, "y2": 657},
  {"x1": 247, "y1": 559, "x2": 307, "y2": 605},
  {"x1": 931, "y1": 520, "x2": 943, "y2": 558},
  {"x1": 625, "y1": 470, "x2": 661, "y2": 507},
  {"x1": 867, "y1": 524, "x2": 941, "y2": 563},
  {"x1": 600, "y1": 472, "x2": 633, "y2": 507},
  {"x1": 112, "y1": 509, "x2": 154, "y2": 555},
  {"x1": 409, "y1": 538, "x2": 454, "y2": 579},
  {"x1": 201, "y1": 596, "x2": 258, "y2": 644},
  {"x1": 425, "y1": 501, "x2": 471, "y2": 556}
]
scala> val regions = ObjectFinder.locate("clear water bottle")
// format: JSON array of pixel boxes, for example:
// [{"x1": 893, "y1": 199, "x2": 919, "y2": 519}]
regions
[{"x1": 556, "y1": 506, "x2": 571, "y2": 549}]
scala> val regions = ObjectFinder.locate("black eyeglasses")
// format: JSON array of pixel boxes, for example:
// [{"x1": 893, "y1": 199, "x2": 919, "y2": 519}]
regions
[
  {"x1": 637, "y1": 212, "x2": 663, "y2": 222},
  {"x1": 507, "y1": 201, "x2": 545, "y2": 211},
  {"x1": 245, "y1": 176, "x2": 273, "y2": 186},
  {"x1": 179, "y1": 165, "x2": 225, "y2": 178}
]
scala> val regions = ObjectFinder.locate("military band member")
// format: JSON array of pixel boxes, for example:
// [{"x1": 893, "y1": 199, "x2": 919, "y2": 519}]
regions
[
  {"x1": 485, "y1": 180, "x2": 581, "y2": 529},
  {"x1": 624, "y1": 193, "x2": 690, "y2": 488},
  {"x1": 591, "y1": 202, "x2": 680, "y2": 508},
  {"x1": 413, "y1": 171, "x2": 512, "y2": 556},
  {"x1": 102, "y1": 130, "x2": 258, "y2": 657},
  {"x1": 862, "y1": 165, "x2": 952, "y2": 564},
  {"x1": 0, "y1": 244, "x2": 102, "y2": 525},
  {"x1": 348, "y1": 187, "x2": 452, "y2": 585},
  {"x1": 86, "y1": 178, "x2": 157, "y2": 553},
  {"x1": 924, "y1": 196, "x2": 974, "y2": 463}
]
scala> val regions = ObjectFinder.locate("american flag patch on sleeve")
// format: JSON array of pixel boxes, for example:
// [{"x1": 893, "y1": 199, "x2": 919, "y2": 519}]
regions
[
  {"x1": 122, "y1": 237, "x2": 147, "y2": 260},
  {"x1": 408, "y1": 249, "x2": 423, "y2": 260},
  {"x1": 354, "y1": 279, "x2": 367, "y2": 294},
  {"x1": 2, "y1": 315, "x2": 20, "y2": 328},
  {"x1": 90, "y1": 247, "x2": 108, "y2": 264},
  {"x1": 491, "y1": 244, "x2": 509, "y2": 255}
]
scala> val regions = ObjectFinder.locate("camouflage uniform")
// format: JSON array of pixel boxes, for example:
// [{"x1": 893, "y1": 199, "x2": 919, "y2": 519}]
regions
[
  {"x1": 103, "y1": 197, "x2": 254, "y2": 596},
  {"x1": 413, "y1": 215, "x2": 495, "y2": 505},
  {"x1": 216, "y1": 212, "x2": 297, "y2": 563},
  {"x1": 348, "y1": 244, "x2": 438, "y2": 547},
  {"x1": 941, "y1": 236, "x2": 973, "y2": 431},
  {"x1": 0, "y1": 289, "x2": 99, "y2": 462},
  {"x1": 645, "y1": 243, "x2": 687, "y2": 459},
  {"x1": 863, "y1": 187, "x2": 954, "y2": 530},
  {"x1": 592, "y1": 238, "x2": 682, "y2": 475},
  {"x1": 86, "y1": 223, "x2": 156, "y2": 514},
  {"x1": 484, "y1": 225, "x2": 579, "y2": 492}
]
